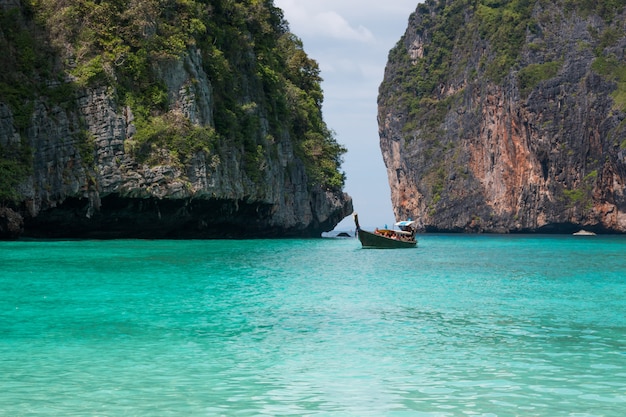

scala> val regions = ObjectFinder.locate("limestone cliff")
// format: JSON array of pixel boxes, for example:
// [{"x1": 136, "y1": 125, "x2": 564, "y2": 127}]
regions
[
  {"x1": 379, "y1": 0, "x2": 626, "y2": 233},
  {"x1": 0, "y1": 0, "x2": 352, "y2": 239}
]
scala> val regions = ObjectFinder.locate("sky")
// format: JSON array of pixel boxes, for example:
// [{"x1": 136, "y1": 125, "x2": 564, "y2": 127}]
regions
[{"x1": 273, "y1": 0, "x2": 418, "y2": 231}]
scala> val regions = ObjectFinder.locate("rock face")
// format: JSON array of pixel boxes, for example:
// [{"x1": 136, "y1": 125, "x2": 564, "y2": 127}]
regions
[
  {"x1": 379, "y1": 0, "x2": 626, "y2": 233},
  {"x1": 0, "y1": 1, "x2": 352, "y2": 239}
]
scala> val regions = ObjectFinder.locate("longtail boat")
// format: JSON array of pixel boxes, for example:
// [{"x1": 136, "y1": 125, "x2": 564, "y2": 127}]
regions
[{"x1": 353, "y1": 213, "x2": 417, "y2": 249}]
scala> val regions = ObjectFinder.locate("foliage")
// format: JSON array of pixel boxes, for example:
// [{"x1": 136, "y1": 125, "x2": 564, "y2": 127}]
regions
[
  {"x1": 476, "y1": 0, "x2": 534, "y2": 82},
  {"x1": 297, "y1": 130, "x2": 347, "y2": 191},
  {"x1": 387, "y1": 0, "x2": 535, "y2": 104},
  {"x1": 589, "y1": 16, "x2": 626, "y2": 111},
  {"x1": 0, "y1": 141, "x2": 32, "y2": 204},
  {"x1": 76, "y1": 131, "x2": 97, "y2": 168},
  {"x1": 383, "y1": 0, "x2": 626, "y2": 142},
  {"x1": 0, "y1": 6, "x2": 51, "y2": 130},
  {"x1": 185, "y1": 0, "x2": 344, "y2": 189},
  {"x1": 126, "y1": 112, "x2": 218, "y2": 166},
  {"x1": 562, "y1": 188, "x2": 587, "y2": 208},
  {"x1": 0, "y1": 7, "x2": 43, "y2": 199},
  {"x1": 518, "y1": 61, "x2": 561, "y2": 96},
  {"x1": 381, "y1": 0, "x2": 536, "y2": 143},
  {"x1": 564, "y1": 0, "x2": 626, "y2": 22},
  {"x1": 0, "y1": 0, "x2": 346, "y2": 193},
  {"x1": 592, "y1": 56, "x2": 626, "y2": 111},
  {"x1": 562, "y1": 169, "x2": 597, "y2": 210}
]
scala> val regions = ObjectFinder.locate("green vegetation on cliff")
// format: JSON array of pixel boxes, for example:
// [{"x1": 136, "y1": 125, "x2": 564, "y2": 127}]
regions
[
  {"x1": 383, "y1": 0, "x2": 626, "y2": 115},
  {"x1": 0, "y1": 6, "x2": 52, "y2": 203},
  {"x1": 0, "y1": 0, "x2": 346, "y2": 205},
  {"x1": 0, "y1": 141, "x2": 32, "y2": 203},
  {"x1": 592, "y1": 56, "x2": 626, "y2": 111},
  {"x1": 379, "y1": 0, "x2": 626, "y2": 232}
]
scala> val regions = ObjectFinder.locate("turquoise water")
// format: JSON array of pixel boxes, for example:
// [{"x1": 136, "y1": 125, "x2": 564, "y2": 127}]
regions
[{"x1": 1, "y1": 235, "x2": 625, "y2": 416}]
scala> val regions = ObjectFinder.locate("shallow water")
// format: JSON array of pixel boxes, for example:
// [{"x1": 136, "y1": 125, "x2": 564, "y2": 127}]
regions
[{"x1": 1, "y1": 235, "x2": 625, "y2": 416}]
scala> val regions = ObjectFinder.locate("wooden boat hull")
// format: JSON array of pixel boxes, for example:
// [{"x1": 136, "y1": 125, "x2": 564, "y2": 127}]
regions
[{"x1": 357, "y1": 228, "x2": 417, "y2": 249}]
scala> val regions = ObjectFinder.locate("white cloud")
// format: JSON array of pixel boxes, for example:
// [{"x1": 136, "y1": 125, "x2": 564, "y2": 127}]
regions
[
  {"x1": 317, "y1": 11, "x2": 374, "y2": 42},
  {"x1": 276, "y1": 0, "x2": 374, "y2": 42}
]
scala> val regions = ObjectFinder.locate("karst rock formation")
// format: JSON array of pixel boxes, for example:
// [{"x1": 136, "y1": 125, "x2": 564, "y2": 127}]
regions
[
  {"x1": 0, "y1": 1, "x2": 352, "y2": 239},
  {"x1": 379, "y1": 0, "x2": 626, "y2": 233}
]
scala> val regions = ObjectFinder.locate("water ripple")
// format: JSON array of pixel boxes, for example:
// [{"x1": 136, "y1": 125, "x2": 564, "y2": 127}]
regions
[{"x1": 1, "y1": 236, "x2": 625, "y2": 415}]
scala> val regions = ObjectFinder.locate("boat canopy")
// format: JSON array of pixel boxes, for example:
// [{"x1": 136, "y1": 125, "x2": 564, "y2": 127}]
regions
[{"x1": 395, "y1": 220, "x2": 416, "y2": 228}]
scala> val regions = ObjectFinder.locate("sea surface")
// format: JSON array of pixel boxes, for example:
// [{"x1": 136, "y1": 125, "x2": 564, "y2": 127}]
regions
[{"x1": 1, "y1": 235, "x2": 625, "y2": 416}]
